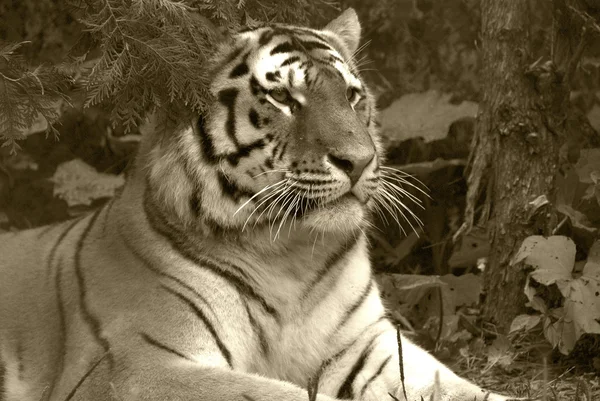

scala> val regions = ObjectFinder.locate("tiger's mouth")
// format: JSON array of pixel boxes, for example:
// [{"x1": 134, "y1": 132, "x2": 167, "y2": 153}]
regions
[
  {"x1": 235, "y1": 172, "x2": 379, "y2": 232},
  {"x1": 290, "y1": 191, "x2": 370, "y2": 218},
  {"x1": 294, "y1": 192, "x2": 360, "y2": 217}
]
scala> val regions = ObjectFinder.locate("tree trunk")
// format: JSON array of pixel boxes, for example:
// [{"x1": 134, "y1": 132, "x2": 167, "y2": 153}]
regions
[{"x1": 464, "y1": 0, "x2": 598, "y2": 330}]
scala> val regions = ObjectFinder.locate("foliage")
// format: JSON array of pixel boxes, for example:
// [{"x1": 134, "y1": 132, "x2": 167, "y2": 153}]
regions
[
  {"x1": 378, "y1": 272, "x2": 483, "y2": 347},
  {"x1": 379, "y1": 90, "x2": 477, "y2": 142},
  {"x1": 193, "y1": 0, "x2": 337, "y2": 28},
  {"x1": 342, "y1": 0, "x2": 482, "y2": 102},
  {"x1": 509, "y1": 148, "x2": 600, "y2": 355},
  {"x1": 511, "y1": 236, "x2": 600, "y2": 354},
  {"x1": 0, "y1": 41, "x2": 72, "y2": 153},
  {"x1": 2, "y1": 0, "x2": 600, "y2": 381},
  {"x1": 68, "y1": 0, "x2": 337, "y2": 132},
  {"x1": 67, "y1": 0, "x2": 221, "y2": 131},
  {"x1": 50, "y1": 158, "x2": 125, "y2": 207},
  {"x1": 0, "y1": 0, "x2": 81, "y2": 64},
  {"x1": 1, "y1": 0, "x2": 338, "y2": 145}
]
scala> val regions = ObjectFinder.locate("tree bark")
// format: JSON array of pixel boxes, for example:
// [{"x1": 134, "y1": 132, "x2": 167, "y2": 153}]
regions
[{"x1": 463, "y1": 0, "x2": 598, "y2": 330}]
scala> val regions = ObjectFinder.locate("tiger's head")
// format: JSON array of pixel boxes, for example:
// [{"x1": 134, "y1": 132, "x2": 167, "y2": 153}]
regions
[{"x1": 147, "y1": 9, "x2": 416, "y2": 237}]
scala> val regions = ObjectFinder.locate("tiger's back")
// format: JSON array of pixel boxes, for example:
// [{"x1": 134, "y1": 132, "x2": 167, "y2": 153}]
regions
[
  {"x1": 0, "y1": 221, "x2": 93, "y2": 401},
  {"x1": 0, "y1": 193, "x2": 378, "y2": 401}
]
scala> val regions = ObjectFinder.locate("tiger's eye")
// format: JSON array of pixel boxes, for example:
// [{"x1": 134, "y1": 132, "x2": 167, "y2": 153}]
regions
[
  {"x1": 346, "y1": 87, "x2": 354, "y2": 100},
  {"x1": 270, "y1": 88, "x2": 289, "y2": 103},
  {"x1": 346, "y1": 87, "x2": 359, "y2": 102}
]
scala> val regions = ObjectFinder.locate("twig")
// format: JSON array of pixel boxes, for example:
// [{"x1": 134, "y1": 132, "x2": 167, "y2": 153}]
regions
[
  {"x1": 551, "y1": 215, "x2": 568, "y2": 235},
  {"x1": 396, "y1": 325, "x2": 408, "y2": 401},
  {"x1": 565, "y1": 27, "x2": 589, "y2": 85},
  {"x1": 435, "y1": 286, "x2": 444, "y2": 351}
]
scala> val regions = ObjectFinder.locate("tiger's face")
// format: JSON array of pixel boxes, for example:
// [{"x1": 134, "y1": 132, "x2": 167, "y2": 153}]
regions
[{"x1": 176, "y1": 10, "x2": 412, "y2": 235}]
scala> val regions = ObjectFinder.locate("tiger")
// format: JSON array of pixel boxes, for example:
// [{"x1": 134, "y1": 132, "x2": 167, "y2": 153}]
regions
[{"x1": 0, "y1": 8, "x2": 519, "y2": 401}]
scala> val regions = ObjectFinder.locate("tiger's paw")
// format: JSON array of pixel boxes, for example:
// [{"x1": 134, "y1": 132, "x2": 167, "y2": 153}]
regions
[
  {"x1": 392, "y1": 375, "x2": 523, "y2": 401},
  {"x1": 401, "y1": 391, "x2": 522, "y2": 401}
]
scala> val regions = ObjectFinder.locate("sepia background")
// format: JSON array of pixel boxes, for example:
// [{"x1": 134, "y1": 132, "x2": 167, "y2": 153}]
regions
[{"x1": 2, "y1": 0, "x2": 600, "y2": 398}]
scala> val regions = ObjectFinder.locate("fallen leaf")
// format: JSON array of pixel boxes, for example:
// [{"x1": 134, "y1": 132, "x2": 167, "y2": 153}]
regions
[
  {"x1": 575, "y1": 149, "x2": 600, "y2": 184},
  {"x1": 51, "y1": 159, "x2": 125, "y2": 207},
  {"x1": 562, "y1": 242, "x2": 600, "y2": 338},
  {"x1": 439, "y1": 273, "x2": 481, "y2": 308},
  {"x1": 380, "y1": 90, "x2": 478, "y2": 142},
  {"x1": 543, "y1": 312, "x2": 578, "y2": 355},
  {"x1": 509, "y1": 314, "x2": 542, "y2": 334},
  {"x1": 556, "y1": 204, "x2": 598, "y2": 236},
  {"x1": 523, "y1": 239, "x2": 600, "y2": 354},
  {"x1": 448, "y1": 228, "x2": 489, "y2": 268},
  {"x1": 485, "y1": 335, "x2": 514, "y2": 371},
  {"x1": 513, "y1": 236, "x2": 575, "y2": 294}
]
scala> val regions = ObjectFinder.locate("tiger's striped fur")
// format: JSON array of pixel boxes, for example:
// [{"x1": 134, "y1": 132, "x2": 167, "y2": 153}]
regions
[{"x1": 0, "y1": 9, "x2": 515, "y2": 401}]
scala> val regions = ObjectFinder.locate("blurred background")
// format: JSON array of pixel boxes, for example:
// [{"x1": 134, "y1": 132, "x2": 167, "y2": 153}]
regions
[{"x1": 2, "y1": 1, "x2": 600, "y2": 397}]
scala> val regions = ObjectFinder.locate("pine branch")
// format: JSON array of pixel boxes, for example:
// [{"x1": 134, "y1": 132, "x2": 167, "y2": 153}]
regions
[
  {"x1": 0, "y1": 0, "x2": 339, "y2": 152},
  {"x1": 67, "y1": 0, "x2": 222, "y2": 131},
  {"x1": 0, "y1": 41, "x2": 72, "y2": 153}
]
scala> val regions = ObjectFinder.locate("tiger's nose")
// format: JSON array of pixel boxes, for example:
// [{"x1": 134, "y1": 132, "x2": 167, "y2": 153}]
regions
[{"x1": 327, "y1": 151, "x2": 375, "y2": 186}]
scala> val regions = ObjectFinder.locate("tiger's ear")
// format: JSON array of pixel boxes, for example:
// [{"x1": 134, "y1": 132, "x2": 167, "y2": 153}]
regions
[{"x1": 323, "y1": 8, "x2": 361, "y2": 55}]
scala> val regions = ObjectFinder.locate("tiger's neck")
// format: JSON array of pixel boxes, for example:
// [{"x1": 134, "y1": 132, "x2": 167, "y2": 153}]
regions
[{"x1": 118, "y1": 160, "x2": 363, "y2": 269}]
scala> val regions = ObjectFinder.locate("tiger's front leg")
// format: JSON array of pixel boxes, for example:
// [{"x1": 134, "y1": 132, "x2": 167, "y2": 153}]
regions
[
  {"x1": 68, "y1": 357, "x2": 346, "y2": 401},
  {"x1": 315, "y1": 318, "x2": 513, "y2": 401}
]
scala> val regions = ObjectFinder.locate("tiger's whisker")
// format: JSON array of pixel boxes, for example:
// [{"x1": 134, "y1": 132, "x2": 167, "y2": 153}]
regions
[
  {"x1": 371, "y1": 198, "x2": 390, "y2": 226},
  {"x1": 373, "y1": 193, "x2": 404, "y2": 234},
  {"x1": 269, "y1": 190, "x2": 296, "y2": 239},
  {"x1": 380, "y1": 171, "x2": 429, "y2": 196},
  {"x1": 252, "y1": 169, "x2": 290, "y2": 178},
  {"x1": 380, "y1": 167, "x2": 430, "y2": 196},
  {"x1": 379, "y1": 182, "x2": 425, "y2": 225},
  {"x1": 275, "y1": 191, "x2": 300, "y2": 240},
  {"x1": 378, "y1": 187, "x2": 423, "y2": 235},
  {"x1": 378, "y1": 191, "x2": 413, "y2": 236},
  {"x1": 242, "y1": 183, "x2": 289, "y2": 231},
  {"x1": 234, "y1": 179, "x2": 288, "y2": 216},
  {"x1": 380, "y1": 179, "x2": 425, "y2": 209},
  {"x1": 251, "y1": 184, "x2": 291, "y2": 230}
]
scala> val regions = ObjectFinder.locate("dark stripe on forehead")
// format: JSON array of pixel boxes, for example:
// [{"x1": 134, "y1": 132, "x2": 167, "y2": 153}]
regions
[
  {"x1": 271, "y1": 41, "x2": 299, "y2": 55},
  {"x1": 330, "y1": 54, "x2": 344, "y2": 64},
  {"x1": 274, "y1": 26, "x2": 329, "y2": 43},
  {"x1": 259, "y1": 29, "x2": 276, "y2": 45},
  {"x1": 250, "y1": 75, "x2": 267, "y2": 96},
  {"x1": 265, "y1": 71, "x2": 281, "y2": 82},
  {"x1": 281, "y1": 56, "x2": 301, "y2": 67},
  {"x1": 298, "y1": 40, "x2": 332, "y2": 52},
  {"x1": 313, "y1": 62, "x2": 346, "y2": 83},
  {"x1": 229, "y1": 53, "x2": 250, "y2": 78},
  {"x1": 218, "y1": 88, "x2": 240, "y2": 148},
  {"x1": 238, "y1": 25, "x2": 265, "y2": 33}
]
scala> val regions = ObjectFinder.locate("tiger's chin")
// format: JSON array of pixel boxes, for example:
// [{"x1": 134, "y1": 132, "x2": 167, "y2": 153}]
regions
[{"x1": 300, "y1": 194, "x2": 370, "y2": 234}]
